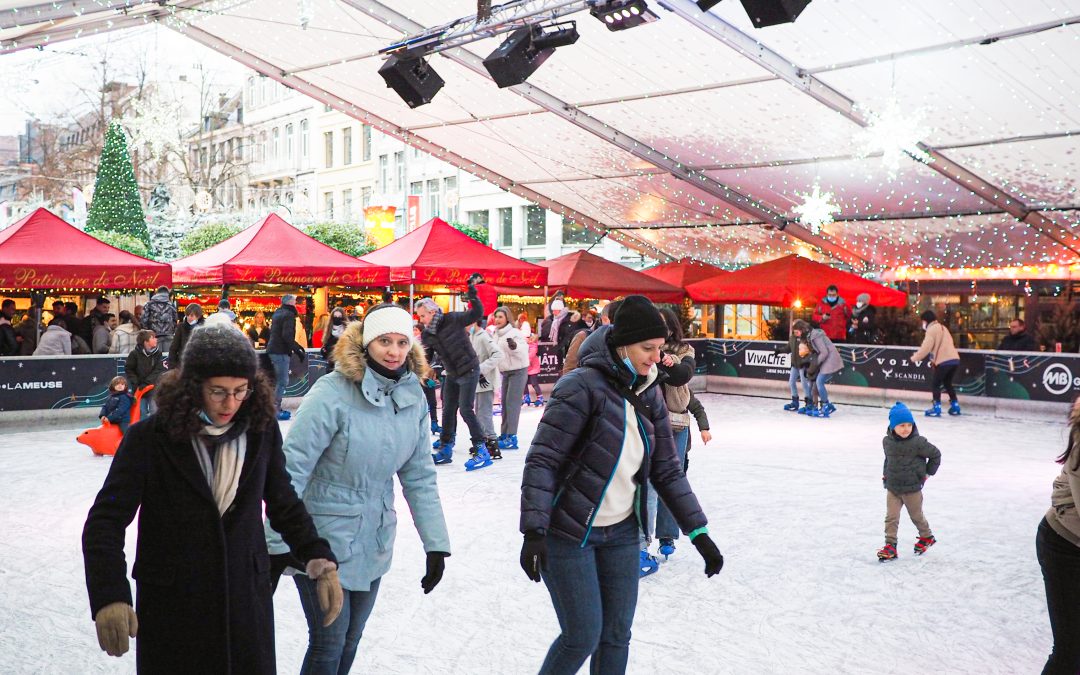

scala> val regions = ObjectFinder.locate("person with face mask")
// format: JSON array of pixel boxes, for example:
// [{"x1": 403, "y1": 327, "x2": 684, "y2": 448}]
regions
[
  {"x1": 169, "y1": 304, "x2": 204, "y2": 370},
  {"x1": 319, "y1": 308, "x2": 349, "y2": 372},
  {"x1": 520, "y1": 295, "x2": 723, "y2": 675},
  {"x1": 850, "y1": 293, "x2": 877, "y2": 344},
  {"x1": 812, "y1": 284, "x2": 852, "y2": 343},
  {"x1": 911, "y1": 310, "x2": 962, "y2": 417}
]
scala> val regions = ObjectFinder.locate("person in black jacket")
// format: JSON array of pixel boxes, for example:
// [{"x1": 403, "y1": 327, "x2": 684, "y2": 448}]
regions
[
  {"x1": 0, "y1": 299, "x2": 18, "y2": 356},
  {"x1": 169, "y1": 304, "x2": 204, "y2": 371},
  {"x1": 82, "y1": 323, "x2": 343, "y2": 672},
  {"x1": 997, "y1": 318, "x2": 1039, "y2": 352},
  {"x1": 850, "y1": 293, "x2": 877, "y2": 344},
  {"x1": 418, "y1": 277, "x2": 486, "y2": 466},
  {"x1": 519, "y1": 295, "x2": 724, "y2": 675},
  {"x1": 266, "y1": 295, "x2": 306, "y2": 421},
  {"x1": 125, "y1": 330, "x2": 167, "y2": 418}
]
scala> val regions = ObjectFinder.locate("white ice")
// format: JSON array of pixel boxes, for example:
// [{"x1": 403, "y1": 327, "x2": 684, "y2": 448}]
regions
[{"x1": 0, "y1": 394, "x2": 1064, "y2": 674}]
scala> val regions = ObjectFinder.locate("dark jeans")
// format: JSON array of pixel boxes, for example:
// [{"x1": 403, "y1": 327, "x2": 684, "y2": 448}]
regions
[
  {"x1": 653, "y1": 426, "x2": 691, "y2": 542},
  {"x1": 294, "y1": 574, "x2": 382, "y2": 675},
  {"x1": 540, "y1": 517, "x2": 640, "y2": 675},
  {"x1": 931, "y1": 361, "x2": 959, "y2": 403},
  {"x1": 441, "y1": 370, "x2": 483, "y2": 446},
  {"x1": 527, "y1": 373, "x2": 542, "y2": 398},
  {"x1": 1037, "y1": 517, "x2": 1080, "y2": 674},
  {"x1": 423, "y1": 384, "x2": 439, "y2": 425},
  {"x1": 269, "y1": 353, "x2": 291, "y2": 409}
]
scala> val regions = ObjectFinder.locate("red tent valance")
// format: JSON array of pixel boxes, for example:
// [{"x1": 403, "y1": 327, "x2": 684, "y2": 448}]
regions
[
  {"x1": 540, "y1": 250, "x2": 684, "y2": 303},
  {"x1": 359, "y1": 218, "x2": 547, "y2": 288},
  {"x1": 685, "y1": 255, "x2": 908, "y2": 307},
  {"x1": 641, "y1": 258, "x2": 729, "y2": 289},
  {"x1": 171, "y1": 214, "x2": 388, "y2": 287},
  {"x1": 0, "y1": 208, "x2": 170, "y2": 290}
]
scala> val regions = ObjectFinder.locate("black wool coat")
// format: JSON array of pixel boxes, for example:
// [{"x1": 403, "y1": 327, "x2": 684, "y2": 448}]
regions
[
  {"x1": 421, "y1": 293, "x2": 483, "y2": 379},
  {"x1": 521, "y1": 325, "x2": 707, "y2": 544},
  {"x1": 82, "y1": 416, "x2": 335, "y2": 674}
]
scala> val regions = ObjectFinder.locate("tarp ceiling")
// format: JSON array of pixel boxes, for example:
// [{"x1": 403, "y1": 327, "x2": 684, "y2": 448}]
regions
[
  {"x1": 685, "y1": 254, "x2": 908, "y2": 307},
  {"x1": 171, "y1": 213, "x2": 388, "y2": 286},
  {"x1": 359, "y1": 217, "x2": 548, "y2": 287},
  {"x1": 0, "y1": 208, "x2": 171, "y2": 290},
  {"x1": 7, "y1": 0, "x2": 1080, "y2": 273},
  {"x1": 540, "y1": 250, "x2": 685, "y2": 303}
]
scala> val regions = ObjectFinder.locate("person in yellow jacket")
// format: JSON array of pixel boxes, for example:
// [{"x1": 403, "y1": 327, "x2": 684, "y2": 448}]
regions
[{"x1": 910, "y1": 310, "x2": 962, "y2": 417}]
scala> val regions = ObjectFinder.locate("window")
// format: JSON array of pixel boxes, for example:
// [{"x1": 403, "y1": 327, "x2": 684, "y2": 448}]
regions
[
  {"x1": 324, "y1": 103, "x2": 333, "y2": 112},
  {"x1": 284, "y1": 124, "x2": 294, "y2": 162},
  {"x1": 525, "y1": 205, "x2": 546, "y2": 246},
  {"x1": 258, "y1": 131, "x2": 267, "y2": 163},
  {"x1": 323, "y1": 131, "x2": 333, "y2": 168},
  {"x1": 409, "y1": 181, "x2": 423, "y2": 196},
  {"x1": 562, "y1": 216, "x2": 601, "y2": 245},
  {"x1": 361, "y1": 186, "x2": 372, "y2": 210},
  {"x1": 467, "y1": 210, "x2": 489, "y2": 231},
  {"x1": 378, "y1": 155, "x2": 389, "y2": 193},
  {"x1": 498, "y1": 207, "x2": 513, "y2": 246},
  {"x1": 427, "y1": 178, "x2": 441, "y2": 217},
  {"x1": 271, "y1": 127, "x2": 279, "y2": 164},
  {"x1": 394, "y1": 151, "x2": 405, "y2": 192},
  {"x1": 411, "y1": 145, "x2": 422, "y2": 159},
  {"x1": 343, "y1": 127, "x2": 352, "y2": 165},
  {"x1": 359, "y1": 125, "x2": 371, "y2": 162},
  {"x1": 323, "y1": 192, "x2": 334, "y2": 220},
  {"x1": 300, "y1": 119, "x2": 309, "y2": 161},
  {"x1": 443, "y1": 176, "x2": 458, "y2": 221},
  {"x1": 343, "y1": 188, "x2": 353, "y2": 222}
]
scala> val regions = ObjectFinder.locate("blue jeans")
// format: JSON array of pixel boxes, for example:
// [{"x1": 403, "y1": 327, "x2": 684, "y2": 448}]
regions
[
  {"x1": 814, "y1": 372, "x2": 834, "y2": 403},
  {"x1": 788, "y1": 365, "x2": 811, "y2": 399},
  {"x1": 294, "y1": 575, "x2": 382, "y2": 675},
  {"x1": 269, "y1": 353, "x2": 291, "y2": 410},
  {"x1": 540, "y1": 517, "x2": 640, "y2": 675},
  {"x1": 644, "y1": 426, "x2": 690, "y2": 545},
  {"x1": 441, "y1": 370, "x2": 483, "y2": 446}
]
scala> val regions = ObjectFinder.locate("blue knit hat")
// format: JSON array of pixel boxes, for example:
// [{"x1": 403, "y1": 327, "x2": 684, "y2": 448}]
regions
[{"x1": 888, "y1": 402, "x2": 915, "y2": 428}]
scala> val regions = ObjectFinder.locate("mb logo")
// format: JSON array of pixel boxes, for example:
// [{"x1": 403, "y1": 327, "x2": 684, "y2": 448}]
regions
[{"x1": 1042, "y1": 363, "x2": 1077, "y2": 396}]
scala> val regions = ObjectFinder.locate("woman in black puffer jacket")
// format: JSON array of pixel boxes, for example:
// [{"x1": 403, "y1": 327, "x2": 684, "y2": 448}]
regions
[{"x1": 519, "y1": 295, "x2": 724, "y2": 675}]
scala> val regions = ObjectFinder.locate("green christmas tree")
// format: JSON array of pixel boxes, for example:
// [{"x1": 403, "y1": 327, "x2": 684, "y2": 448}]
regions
[{"x1": 86, "y1": 121, "x2": 150, "y2": 249}]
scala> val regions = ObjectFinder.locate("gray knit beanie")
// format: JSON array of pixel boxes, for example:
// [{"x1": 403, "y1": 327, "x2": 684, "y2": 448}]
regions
[{"x1": 181, "y1": 323, "x2": 257, "y2": 381}]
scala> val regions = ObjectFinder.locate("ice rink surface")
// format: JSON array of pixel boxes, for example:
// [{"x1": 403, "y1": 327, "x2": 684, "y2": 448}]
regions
[{"x1": 0, "y1": 393, "x2": 1065, "y2": 674}]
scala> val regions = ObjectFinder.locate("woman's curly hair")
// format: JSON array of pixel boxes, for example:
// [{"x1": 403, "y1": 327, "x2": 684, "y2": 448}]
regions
[{"x1": 153, "y1": 368, "x2": 277, "y2": 442}]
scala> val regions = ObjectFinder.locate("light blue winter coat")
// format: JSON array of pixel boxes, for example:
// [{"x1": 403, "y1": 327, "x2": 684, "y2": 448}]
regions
[{"x1": 265, "y1": 322, "x2": 450, "y2": 591}]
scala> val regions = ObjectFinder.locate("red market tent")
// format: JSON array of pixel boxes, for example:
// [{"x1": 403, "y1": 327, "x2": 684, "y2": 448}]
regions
[
  {"x1": 685, "y1": 254, "x2": 907, "y2": 307},
  {"x1": 540, "y1": 250, "x2": 685, "y2": 303},
  {"x1": 360, "y1": 217, "x2": 547, "y2": 288},
  {"x1": 0, "y1": 208, "x2": 170, "y2": 290},
  {"x1": 641, "y1": 258, "x2": 729, "y2": 289},
  {"x1": 171, "y1": 213, "x2": 388, "y2": 287}
]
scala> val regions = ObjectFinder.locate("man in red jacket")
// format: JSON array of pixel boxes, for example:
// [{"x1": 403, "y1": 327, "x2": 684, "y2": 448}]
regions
[{"x1": 812, "y1": 285, "x2": 852, "y2": 343}]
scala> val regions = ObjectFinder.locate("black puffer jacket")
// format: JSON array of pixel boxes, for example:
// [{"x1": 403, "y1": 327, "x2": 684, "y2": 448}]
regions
[
  {"x1": 883, "y1": 426, "x2": 942, "y2": 494},
  {"x1": 266, "y1": 304, "x2": 300, "y2": 356},
  {"x1": 421, "y1": 293, "x2": 483, "y2": 378},
  {"x1": 521, "y1": 325, "x2": 707, "y2": 544}
]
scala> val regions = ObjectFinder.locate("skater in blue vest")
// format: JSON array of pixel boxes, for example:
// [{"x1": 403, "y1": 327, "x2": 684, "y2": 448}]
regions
[{"x1": 877, "y1": 402, "x2": 942, "y2": 561}]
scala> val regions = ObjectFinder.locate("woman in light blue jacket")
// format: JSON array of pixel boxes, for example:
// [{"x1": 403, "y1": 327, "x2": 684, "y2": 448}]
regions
[{"x1": 266, "y1": 304, "x2": 451, "y2": 675}]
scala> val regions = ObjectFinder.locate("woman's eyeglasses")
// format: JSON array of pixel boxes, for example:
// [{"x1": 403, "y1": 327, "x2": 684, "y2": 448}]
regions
[{"x1": 205, "y1": 387, "x2": 253, "y2": 402}]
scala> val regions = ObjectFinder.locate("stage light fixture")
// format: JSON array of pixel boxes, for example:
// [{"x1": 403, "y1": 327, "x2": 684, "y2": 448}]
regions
[
  {"x1": 696, "y1": 0, "x2": 722, "y2": 10},
  {"x1": 483, "y1": 22, "x2": 579, "y2": 88},
  {"x1": 378, "y1": 51, "x2": 445, "y2": 108},
  {"x1": 589, "y1": 0, "x2": 658, "y2": 31},
  {"x1": 738, "y1": 0, "x2": 812, "y2": 27}
]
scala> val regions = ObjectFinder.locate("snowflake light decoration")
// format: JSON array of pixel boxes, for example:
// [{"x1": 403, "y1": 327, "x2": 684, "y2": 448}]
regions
[
  {"x1": 793, "y1": 184, "x2": 840, "y2": 235},
  {"x1": 858, "y1": 97, "x2": 932, "y2": 178},
  {"x1": 126, "y1": 97, "x2": 179, "y2": 162}
]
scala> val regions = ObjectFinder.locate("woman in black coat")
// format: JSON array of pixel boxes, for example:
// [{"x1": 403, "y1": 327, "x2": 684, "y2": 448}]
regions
[
  {"x1": 82, "y1": 323, "x2": 343, "y2": 674},
  {"x1": 519, "y1": 296, "x2": 724, "y2": 675}
]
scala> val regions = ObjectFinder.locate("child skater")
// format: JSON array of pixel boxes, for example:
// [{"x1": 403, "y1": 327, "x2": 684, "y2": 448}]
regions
[
  {"x1": 878, "y1": 402, "x2": 942, "y2": 561},
  {"x1": 98, "y1": 376, "x2": 135, "y2": 434}
]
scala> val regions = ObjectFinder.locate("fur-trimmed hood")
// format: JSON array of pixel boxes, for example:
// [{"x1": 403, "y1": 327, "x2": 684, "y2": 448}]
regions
[{"x1": 332, "y1": 320, "x2": 429, "y2": 384}]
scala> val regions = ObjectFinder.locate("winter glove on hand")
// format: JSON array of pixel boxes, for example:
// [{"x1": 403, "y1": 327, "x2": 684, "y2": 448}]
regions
[
  {"x1": 520, "y1": 531, "x2": 547, "y2": 582},
  {"x1": 692, "y1": 533, "x2": 724, "y2": 577},
  {"x1": 478, "y1": 375, "x2": 490, "y2": 388},
  {"x1": 306, "y1": 558, "x2": 343, "y2": 627},
  {"x1": 506, "y1": 337, "x2": 517, "y2": 351},
  {"x1": 293, "y1": 346, "x2": 307, "y2": 362},
  {"x1": 420, "y1": 551, "x2": 450, "y2": 594},
  {"x1": 94, "y1": 602, "x2": 138, "y2": 657}
]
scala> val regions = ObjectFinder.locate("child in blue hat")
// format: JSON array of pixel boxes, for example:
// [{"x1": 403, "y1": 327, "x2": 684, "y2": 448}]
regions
[{"x1": 878, "y1": 402, "x2": 942, "y2": 561}]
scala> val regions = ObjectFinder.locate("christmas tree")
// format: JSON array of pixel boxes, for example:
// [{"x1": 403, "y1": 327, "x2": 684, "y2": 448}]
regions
[{"x1": 86, "y1": 121, "x2": 150, "y2": 249}]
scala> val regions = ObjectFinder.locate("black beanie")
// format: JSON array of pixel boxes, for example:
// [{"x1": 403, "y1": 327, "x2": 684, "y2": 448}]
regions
[
  {"x1": 181, "y1": 324, "x2": 257, "y2": 382},
  {"x1": 610, "y1": 295, "x2": 667, "y2": 347},
  {"x1": 920, "y1": 310, "x2": 936, "y2": 323}
]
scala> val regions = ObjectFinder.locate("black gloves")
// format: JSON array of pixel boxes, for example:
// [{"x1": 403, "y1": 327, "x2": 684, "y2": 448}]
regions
[
  {"x1": 692, "y1": 533, "x2": 724, "y2": 577},
  {"x1": 293, "y1": 346, "x2": 307, "y2": 361},
  {"x1": 520, "y1": 530, "x2": 547, "y2": 582},
  {"x1": 478, "y1": 375, "x2": 490, "y2": 388},
  {"x1": 506, "y1": 337, "x2": 517, "y2": 351},
  {"x1": 420, "y1": 551, "x2": 450, "y2": 594}
]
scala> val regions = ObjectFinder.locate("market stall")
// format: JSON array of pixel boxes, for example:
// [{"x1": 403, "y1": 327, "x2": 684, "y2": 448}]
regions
[{"x1": 539, "y1": 250, "x2": 684, "y2": 304}]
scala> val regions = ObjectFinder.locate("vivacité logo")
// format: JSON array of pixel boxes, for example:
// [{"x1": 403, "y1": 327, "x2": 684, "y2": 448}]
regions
[{"x1": 744, "y1": 350, "x2": 789, "y2": 368}]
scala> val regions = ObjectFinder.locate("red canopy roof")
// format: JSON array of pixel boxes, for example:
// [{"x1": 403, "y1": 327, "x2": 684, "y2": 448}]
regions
[
  {"x1": 360, "y1": 217, "x2": 547, "y2": 288},
  {"x1": 0, "y1": 208, "x2": 170, "y2": 290},
  {"x1": 641, "y1": 258, "x2": 729, "y2": 289},
  {"x1": 685, "y1": 255, "x2": 908, "y2": 307},
  {"x1": 540, "y1": 250, "x2": 685, "y2": 303},
  {"x1": 171, "y1": 214, "x2": 388, "y2": 287}
]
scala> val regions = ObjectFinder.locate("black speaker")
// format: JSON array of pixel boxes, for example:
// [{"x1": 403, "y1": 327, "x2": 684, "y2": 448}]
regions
[
  {"x1": 483, "y1": 26, "x2": 555, "y2": 88},
  {"x1": 739, "y1": 0, "x2": 811, "y2": 27},
  {"x1": 378, "y1": 54, "x2": 445, "y2": 108}
]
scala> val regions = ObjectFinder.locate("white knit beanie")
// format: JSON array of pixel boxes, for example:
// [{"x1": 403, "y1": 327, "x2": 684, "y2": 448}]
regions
[{"x1": 362, "y1": 305, "x2": 414, "y2": 348}]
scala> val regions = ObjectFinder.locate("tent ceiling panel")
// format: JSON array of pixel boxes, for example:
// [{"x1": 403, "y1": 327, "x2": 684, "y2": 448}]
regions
[
  {"x1": 618, "y1": 224, "x2": 816, "y2": 267},
  {"x1": 942, "y1": 136, "x2": 1080, "y2": 209}
]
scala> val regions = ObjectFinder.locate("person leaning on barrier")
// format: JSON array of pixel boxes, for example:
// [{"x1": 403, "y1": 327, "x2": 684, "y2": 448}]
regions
[{"x1": 997, "y1": 318, "x2": 1038, "y2": 352}]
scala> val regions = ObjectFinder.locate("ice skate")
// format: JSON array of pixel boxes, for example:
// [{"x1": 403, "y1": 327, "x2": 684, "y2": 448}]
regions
[
  {"x1": 924, "y1": 402, "x2": 942, "y2": 417},
  {"x1": 464, "y1": 446, "x2": 493, "y2": 471},
  {"x1": 498, "y1": 434, "x2": 519, "y2": 450},
  {"x1": 486, "y1": 439, "x2": 502, "y2": 461},
  {"x1": 877, "y1": 543, "x2": 898, "y2": 562},
  {"x1": 914, "y1": 535, "x2": 936, "y2": 555},
  {"x1": 797, "y1": 397, "x2": 814, "y2": 414},
  {"x1": 523, "y1": 394, "x2": 532, "y2": 406},
  {"x1": 947, "y1": 401, "x2": 961, "y2": 416},
  {"x1": 534, "y1": 395, "x2": 545, "y2": 407},
  {"x1": 783, "y1": 397, "x2": 800, "y2": 411},
  {"x1": 659, "y1": 538, "x2": 676, "y2": 560},
  {"x1": 639, "y1": 550, "x2": 659, "y2": 577},
  {"x1": 432, "y1": 443, "x2": 454, "y2": 465},
  {"x1": 430, "y1": 420, "x2": 442, "y2": 435}
]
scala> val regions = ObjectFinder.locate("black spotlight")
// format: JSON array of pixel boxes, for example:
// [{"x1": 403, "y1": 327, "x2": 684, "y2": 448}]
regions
[
  {"x1": 738, "y1": 0, "x2": 811, "y2": 27},
  {"x1": 483, "y1": 22, "x2": 579, "y2": 88},
  {"x1": 696, "y1": 0, "x2": 722, "y2": 9},
  {"x1": 378, "y1": 51, "x2": 444, "y2": 108},
  {"x1": 589, "y1": 0, "x2": 658, "y2": 31}
]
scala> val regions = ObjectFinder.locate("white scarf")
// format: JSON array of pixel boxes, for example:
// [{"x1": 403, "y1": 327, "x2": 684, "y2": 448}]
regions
[{"x1": 192, "y1": 420, "x2": 247, "y2": 516}]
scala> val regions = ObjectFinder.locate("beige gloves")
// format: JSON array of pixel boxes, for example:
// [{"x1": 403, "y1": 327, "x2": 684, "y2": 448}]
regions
[
  {"x1": 94, "y1": 602, "x2": 138, "y2": 657},
  {"x1": 306, "y1": 558, "x2": 343, "y2": 627}
]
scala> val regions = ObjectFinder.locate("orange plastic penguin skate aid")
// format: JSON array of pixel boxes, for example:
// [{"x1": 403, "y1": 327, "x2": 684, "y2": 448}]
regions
[{"x1": 77, "y1": 385, "x2": 154, "y2": 457}]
